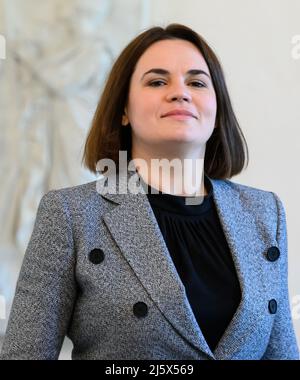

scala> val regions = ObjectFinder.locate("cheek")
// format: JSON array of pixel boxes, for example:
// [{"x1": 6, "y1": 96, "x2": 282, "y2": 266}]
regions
[
  {"x1": 128, "y1": 93, "x2": 158, "y2": 124},
  {"x1": 201, "y1": 94, "x2": 217, "y2": 118}
]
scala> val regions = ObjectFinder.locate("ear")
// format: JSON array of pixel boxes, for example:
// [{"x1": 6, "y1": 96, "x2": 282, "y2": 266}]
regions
[
  {"x1": 122, "y1": 107, "x2": 129, "y2": 126},
  {"x1": 122, "y1": 114, "x2": 129, "y2": 126}
]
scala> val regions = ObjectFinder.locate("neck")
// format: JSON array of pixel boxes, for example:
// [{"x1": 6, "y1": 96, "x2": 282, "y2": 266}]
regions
[{"x1": 130, "y1": 146, "x2": 207, "y2": 197}]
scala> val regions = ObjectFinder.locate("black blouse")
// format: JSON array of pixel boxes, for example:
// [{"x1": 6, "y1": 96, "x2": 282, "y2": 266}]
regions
[{"x1": 143, "y1": 174, "x2": 242, "y2": 351}]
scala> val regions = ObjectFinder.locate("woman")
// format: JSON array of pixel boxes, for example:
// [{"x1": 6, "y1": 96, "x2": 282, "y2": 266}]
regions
[{"x1": 1, "y1": 24, "x2": 299, "y2": 360}]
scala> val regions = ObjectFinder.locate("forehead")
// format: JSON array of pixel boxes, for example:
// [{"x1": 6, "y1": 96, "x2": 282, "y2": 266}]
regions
[{"x1": 133, "y1": 39, "x2": 209, "y2": 74}]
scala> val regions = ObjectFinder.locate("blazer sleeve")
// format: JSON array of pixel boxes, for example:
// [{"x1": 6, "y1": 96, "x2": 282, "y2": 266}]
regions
[
  {"x1": 261, "y1": 192, "x2": 299, "y2": 360},
  {"x1": 0, "y1": 190, "x2": 77, "y2": 360}
]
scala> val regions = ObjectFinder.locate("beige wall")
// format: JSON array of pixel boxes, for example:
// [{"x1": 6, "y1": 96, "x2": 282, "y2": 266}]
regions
[{"x1": 148, "y1": 0, "x2": 300, "y2": 345}]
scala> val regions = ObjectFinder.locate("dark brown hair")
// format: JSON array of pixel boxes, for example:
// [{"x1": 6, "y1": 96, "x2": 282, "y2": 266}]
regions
[{"x1": 82, "y1": 23, "x2": 249, "y2": 179}]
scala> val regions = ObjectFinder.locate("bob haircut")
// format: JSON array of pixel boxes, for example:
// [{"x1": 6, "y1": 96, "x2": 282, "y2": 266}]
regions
[{"x1": 82, "y1": 23, "x2": 249, "y2": 179}]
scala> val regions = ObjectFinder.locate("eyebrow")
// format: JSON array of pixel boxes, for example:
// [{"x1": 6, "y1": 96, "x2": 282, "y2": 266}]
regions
[{"x1": 141, "y1": 68, "x2": 211, "y2": 81}]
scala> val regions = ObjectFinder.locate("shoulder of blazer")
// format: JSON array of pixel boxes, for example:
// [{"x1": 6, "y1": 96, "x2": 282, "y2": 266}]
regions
[
  {"x1": 210, "y1": 176, "x2": 280, "y2": 216},
  {"x1": 43, "y1": 180, "x2": 104, "y2": 210},
  {"x1": 33, "y1": 180, "x2": 111, "y2": 234},
  {"x1": 46, "y1": 180, "x2": 99, "y2": 199}
]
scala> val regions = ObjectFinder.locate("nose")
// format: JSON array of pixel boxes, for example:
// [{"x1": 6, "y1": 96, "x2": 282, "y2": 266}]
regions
[{"x1": 166, "y1": 82, "x2": 192, "y2": 103}]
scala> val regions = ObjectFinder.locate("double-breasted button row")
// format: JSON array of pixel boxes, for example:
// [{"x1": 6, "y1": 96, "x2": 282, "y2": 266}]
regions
[
  {"x1": 265, "y1": 247, "x2": 279, "y2": 314},
  {"x1": 88, "y1": 247, "x2": 277, "y2": 318},
  {"x1": 266, "y1": 246, "x2": 280, "y2": 262}
]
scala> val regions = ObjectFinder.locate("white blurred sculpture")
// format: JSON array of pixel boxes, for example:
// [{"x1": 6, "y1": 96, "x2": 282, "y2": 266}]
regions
[{"x1": 0, "y1": 0, "x2": 149, "y2": 335}]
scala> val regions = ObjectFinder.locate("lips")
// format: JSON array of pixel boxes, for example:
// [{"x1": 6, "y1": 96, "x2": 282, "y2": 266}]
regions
[{"x1": 161, "y1": 109, "x2": 197, "y2": 119}]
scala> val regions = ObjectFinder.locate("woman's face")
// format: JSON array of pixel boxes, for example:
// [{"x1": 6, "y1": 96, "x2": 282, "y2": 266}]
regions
[{"x1": 125, "y1": 39, "x2": 217, "y2": 158}]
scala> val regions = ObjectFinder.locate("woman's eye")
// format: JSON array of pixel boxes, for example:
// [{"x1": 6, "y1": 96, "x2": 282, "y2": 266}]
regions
[
  {"x1": 190, "y1": 81, "x2": 206, "y2": 88},
  {"x1": 148, "y1": 80, "x2": 166, "y2": 87}
]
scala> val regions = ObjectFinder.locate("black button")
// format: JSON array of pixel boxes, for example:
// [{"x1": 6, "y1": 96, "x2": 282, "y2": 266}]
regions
[
  {"x1": 89, "y1": 248, "x2": 105, "y2": 264},
  {"x1": 266, "y1": 246, "x2": 280, "y2": 262},
  {"x1": 268, "y1": 299, "x2": 277, "y2": 314},
  {"x1": 133, "y1": 302, "x2": 148, "y2": 318}
]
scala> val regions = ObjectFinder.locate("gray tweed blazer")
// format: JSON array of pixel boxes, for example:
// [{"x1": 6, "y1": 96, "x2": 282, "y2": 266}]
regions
[{"x1": 1, "y1": 170, "x2": 299, "y2": 360}]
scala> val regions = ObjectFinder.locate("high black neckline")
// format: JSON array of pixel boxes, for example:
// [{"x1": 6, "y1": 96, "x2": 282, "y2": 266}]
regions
[{"x1": 140, "y1": 174, "x2": 213, "y2": 216}]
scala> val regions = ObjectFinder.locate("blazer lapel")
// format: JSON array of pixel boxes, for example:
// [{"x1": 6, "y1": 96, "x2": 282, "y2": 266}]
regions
[
  {"x1": 210, "y1": 178, "x2": 275, "y2": 359},
  {"x1": 100, "y1": 170, "x2": 214, "y2": 359}
]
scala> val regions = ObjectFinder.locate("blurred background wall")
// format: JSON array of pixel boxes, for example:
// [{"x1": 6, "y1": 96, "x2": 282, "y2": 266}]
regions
[{"x1": 0, "y1": 0, "x2": 299, "y2": 359}]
